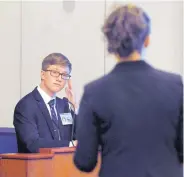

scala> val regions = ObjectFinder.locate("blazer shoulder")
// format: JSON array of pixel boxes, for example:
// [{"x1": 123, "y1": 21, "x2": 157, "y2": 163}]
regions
[
  {"x1": 154, "y1": 69, "x2": 182, "y2": 85},
  {"x1": 15, "y1": 91, "x2": 35, "y2": 111},
  {"x1": 84, "y1": 74, "x2": 111, "y2": 93}
]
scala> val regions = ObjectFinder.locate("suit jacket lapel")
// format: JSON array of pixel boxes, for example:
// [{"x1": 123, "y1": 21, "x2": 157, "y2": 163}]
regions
[
  {"x1": 32, "y1": 87, "x2": 55, "y2": 139},
  {"x1": 56, "y1": 98, "x2": 66, "y2": 140},
  {"x1": 56, "y1": 97, "x2": 65, "y2": 115}
]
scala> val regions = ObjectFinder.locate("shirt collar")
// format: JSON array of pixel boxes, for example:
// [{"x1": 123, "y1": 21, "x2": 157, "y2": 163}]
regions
[{"x1": 37, "y1": 86, "x2": 56, "y2": 105}]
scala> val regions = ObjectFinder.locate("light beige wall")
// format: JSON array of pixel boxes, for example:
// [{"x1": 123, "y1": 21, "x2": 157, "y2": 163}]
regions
[
  {"x1": 0, "y1": 2, "x2": 21, "y2": 127},
  {"x1": 21, "y1": 1, "x2": 105, "y2": 104},
  {"x1": 0, "y1": 1, "x2": 182, "y2": 127},
  {"x1": 105, "y1": 1, "x2": 183, "y2": 75}
]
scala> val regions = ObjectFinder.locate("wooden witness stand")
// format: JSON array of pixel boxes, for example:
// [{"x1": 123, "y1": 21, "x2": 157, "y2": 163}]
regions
[{"x1": 0, "y1": 147, "x2": 101, "y2": 177}]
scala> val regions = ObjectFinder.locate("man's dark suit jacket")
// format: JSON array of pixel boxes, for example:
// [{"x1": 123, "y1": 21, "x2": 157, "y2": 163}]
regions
[
  {"x1": 74, "y1": 61, "x2": 183, "y2": 177},
  {"x1": 13, "y1": 87, "x2": 74, "y2": 153}
]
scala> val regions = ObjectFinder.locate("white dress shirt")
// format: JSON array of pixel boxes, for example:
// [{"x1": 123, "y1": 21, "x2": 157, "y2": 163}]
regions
[{"x1": 37, "y1": 86, "x2": 58, "y2": 119}]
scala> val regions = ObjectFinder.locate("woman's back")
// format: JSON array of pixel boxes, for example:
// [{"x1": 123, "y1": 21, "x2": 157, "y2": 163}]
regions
[{"x1": 74, "y1": 4, "x2": 183, "y2": 177}]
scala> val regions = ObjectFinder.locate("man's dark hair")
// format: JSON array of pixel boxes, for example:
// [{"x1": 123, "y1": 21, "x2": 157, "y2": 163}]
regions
[{"x1": 42, "y1": 53, "x2": 72, "y2": 72}]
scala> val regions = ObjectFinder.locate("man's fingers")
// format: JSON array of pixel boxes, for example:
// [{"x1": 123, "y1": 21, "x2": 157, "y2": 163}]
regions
[{"x1": 68, "y1": 79, "x2": 73, "y2": 90}]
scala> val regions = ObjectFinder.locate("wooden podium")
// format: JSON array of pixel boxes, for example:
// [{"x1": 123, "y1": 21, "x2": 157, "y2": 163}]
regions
[
  {"x1": 40, "y1": 147, "x2": 101, "y2": 177},
  {"x1": 0, "y1": 153, "x2": 54, "y2": 177},
  {"x1": 0, "y1": 147, "x2": 101, "y2": 177}
]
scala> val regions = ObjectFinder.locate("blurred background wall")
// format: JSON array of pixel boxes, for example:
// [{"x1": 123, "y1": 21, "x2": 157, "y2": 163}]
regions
[{"x1": 0, "y1": 0, "x2": 183, "y2": 128}]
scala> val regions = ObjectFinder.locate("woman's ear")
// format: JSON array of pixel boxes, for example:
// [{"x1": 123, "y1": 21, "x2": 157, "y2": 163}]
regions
[{"x1": 144, "y1": 35, "x2": 150, "y2": 48}]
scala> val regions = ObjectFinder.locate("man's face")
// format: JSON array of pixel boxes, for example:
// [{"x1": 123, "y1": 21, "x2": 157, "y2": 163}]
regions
[{"x1": 41, "y1": 65, "x2": 70, "y2": 95}]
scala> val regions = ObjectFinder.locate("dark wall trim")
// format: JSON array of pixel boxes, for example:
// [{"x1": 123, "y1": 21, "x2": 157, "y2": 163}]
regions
[
  {"x1": 0, "y1": 127, "x2": 17, "y2": 153},
  {"x1": 0, "y1": 127, "x2": 15, "y2": 134}
]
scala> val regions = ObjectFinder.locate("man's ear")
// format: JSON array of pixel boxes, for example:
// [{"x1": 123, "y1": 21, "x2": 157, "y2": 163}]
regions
[
  {"x1": 144, "y1": 35, "x2": 150, "y2": 48},
  {"x1": 41, "y1": 70, "x2": 45, "y2": 80}
]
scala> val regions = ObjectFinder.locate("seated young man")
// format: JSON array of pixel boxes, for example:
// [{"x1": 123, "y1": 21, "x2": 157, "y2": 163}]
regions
[{"x1": 14, "y1": 53, "x2": 77, "y2": 153}]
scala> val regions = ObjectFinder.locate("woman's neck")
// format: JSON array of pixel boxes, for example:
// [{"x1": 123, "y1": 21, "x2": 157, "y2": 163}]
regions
[{"x1": 117, "y1": 51, "x2": 141, "y2": 63}]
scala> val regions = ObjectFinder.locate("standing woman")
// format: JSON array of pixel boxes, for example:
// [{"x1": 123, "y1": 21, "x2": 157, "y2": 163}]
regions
[{"x1": 74, "y1": 4, "x2": 183, "y2": 177}]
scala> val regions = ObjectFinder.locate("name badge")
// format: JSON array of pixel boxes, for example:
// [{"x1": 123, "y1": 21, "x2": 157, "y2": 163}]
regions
[{"x1": 60, "y1": 113, "x2": 73, "y2": 125}]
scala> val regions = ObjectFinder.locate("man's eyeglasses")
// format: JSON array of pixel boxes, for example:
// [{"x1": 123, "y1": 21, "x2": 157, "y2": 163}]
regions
[{"x1": 44, "y1": 70, "x2": 71, "y2": 80}]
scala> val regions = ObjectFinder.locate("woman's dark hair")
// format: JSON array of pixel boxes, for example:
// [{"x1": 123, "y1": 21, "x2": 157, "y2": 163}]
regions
[{"x1": 102, "y1": 4, "x2": 151, "y2": 58}]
